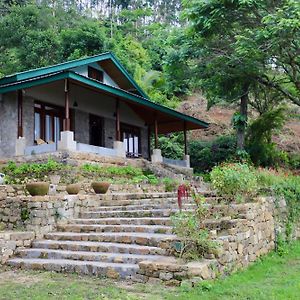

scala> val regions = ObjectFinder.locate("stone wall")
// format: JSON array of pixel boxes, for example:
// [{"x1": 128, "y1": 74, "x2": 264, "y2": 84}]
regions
[
  {"x1": 0, "y1": 92, "x2": 18, "y2": 157},
  {"x1": 74, "y1": 110, "x2": 89, "y2": 144},
  {"x1": 0, "y1": 231, "x2": 35, "y2": 264},
  {"x1": 137, "y1": 196, "x2": 292, "y2": 285}
]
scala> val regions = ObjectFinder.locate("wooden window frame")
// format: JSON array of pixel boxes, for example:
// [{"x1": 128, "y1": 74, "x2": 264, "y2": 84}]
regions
[
  {"x1": 88, "y1": 66, "x2": 104, "y2": 82},
  {"x1": 121, "y1": 123, "x2": 141, "y2": 158},
  {"x1": 34, "y1": 101, "x2": 69, "y2": 143}
]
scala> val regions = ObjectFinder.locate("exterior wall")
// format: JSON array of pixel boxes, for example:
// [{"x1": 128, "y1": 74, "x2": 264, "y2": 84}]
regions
[
  {"x1": 141, "y1": 127, "x2": 149, "y2": 159},
  {"x1": 71, "y1": 63, "x2": 119, "y2": 88},
  {"x1": 0, "y1": 92, "x2": 18, "y2": 157},
  {"x1": 23, "y1": 96, "x2": 34, "y2": 147},
  {"x1": 74, "y1": 110, "x2": 89, "y2": 144},
  {"x1": 103, "y1": 117, "x2": 115, "y2": 149}
]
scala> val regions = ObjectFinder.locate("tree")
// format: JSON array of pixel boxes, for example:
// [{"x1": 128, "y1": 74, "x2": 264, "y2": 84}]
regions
[{"x1": 182, "y1": 0, "x2": 300, "y2": 149}]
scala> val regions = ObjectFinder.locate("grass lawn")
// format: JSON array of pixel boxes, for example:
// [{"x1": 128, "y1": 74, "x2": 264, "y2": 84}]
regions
[{"x1": 0, "y1": 241, "x2": 300, "y2": 300}]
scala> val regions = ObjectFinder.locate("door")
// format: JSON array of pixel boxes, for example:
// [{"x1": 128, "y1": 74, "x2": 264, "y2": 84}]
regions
[{"x1": 89, "y1": 114, "x2": 103, "y2": 147}]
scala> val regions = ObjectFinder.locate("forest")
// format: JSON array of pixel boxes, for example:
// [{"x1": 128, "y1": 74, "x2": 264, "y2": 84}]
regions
[{"x1": 0, "y1": 0, "x2": 299, "y2": 172}]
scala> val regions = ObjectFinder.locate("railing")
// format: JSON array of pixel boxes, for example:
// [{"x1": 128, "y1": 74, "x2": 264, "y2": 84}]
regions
[
  {"x1": 76, "y1": 143, "x2": 117, "y2": 157},
  {"x1": 24, "y1": 143, "x2": 57, "y2": 155},
  {"x1": 163, "y1": 157, "x2": 188, "y2": 168}
]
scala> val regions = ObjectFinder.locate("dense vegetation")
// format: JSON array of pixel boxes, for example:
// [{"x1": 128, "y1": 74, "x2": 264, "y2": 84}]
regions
[{"x1": 0, "y1": 0, "x2": 299, "y2": 170}]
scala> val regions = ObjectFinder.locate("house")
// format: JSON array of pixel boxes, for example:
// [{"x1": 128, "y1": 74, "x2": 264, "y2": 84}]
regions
[{"x1": 0, "y1": 52, "x2": 208, "y2": 167}]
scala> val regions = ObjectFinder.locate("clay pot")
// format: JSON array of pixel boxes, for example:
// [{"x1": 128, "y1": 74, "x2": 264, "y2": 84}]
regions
[
  {"x1": 91, "y1": 182, "x2": 110, "y2": 194},
  {"x1": 66, "y1": 183, "x2": 81, "y2": 195},
  {"x1": 26, "y1": 182, "x2": 49, "y2": 196}
]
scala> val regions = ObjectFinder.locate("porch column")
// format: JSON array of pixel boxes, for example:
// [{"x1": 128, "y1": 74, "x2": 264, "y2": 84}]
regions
[
  {"x1": 58, "y1": 79, "x2": 76, "y2": 151},
  {"x1": 154, "y1": 117, "x2": 158, "y2": 149},
  {"x1": 63, "y1": 78, "x2": 70, "y2": 131},
  {"x1": 183, "y1": 121, "x2": 190, "y2": 168},
  {"x1": 151, "y1": 117, "x2": 163, "y2": 163},
  {"x1": 115, "y1": 99, "x2": 121, "y2": 141},
  {"x1": 113, "y1": 98, "x2": 125, "y2": 158}
]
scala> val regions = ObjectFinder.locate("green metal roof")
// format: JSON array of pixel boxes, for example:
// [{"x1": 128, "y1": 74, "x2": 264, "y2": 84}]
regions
[
  {"x1": 0, "y1": 70, "x2": 209, "y2": 129},
  {"x1": 0, "y1": 52, "x2": 148, "y2": 98}
]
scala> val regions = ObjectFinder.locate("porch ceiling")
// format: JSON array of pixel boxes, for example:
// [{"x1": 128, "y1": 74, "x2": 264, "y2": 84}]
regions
[{"x1": 0, "y1": 71, "x2": 209, "y2": 134}]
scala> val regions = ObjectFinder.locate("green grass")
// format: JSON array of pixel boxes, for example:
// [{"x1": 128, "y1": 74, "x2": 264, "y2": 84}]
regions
[{"x1": 0, "y1": 241, "x2": 300, "y2": 300}]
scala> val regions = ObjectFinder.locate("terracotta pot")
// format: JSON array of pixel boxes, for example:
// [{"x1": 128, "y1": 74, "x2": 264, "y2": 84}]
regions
[
  {"x1": 66, "y1": 183, "x2": 81, "y2": 195},
  {"x1": 26, "y1": 182, "x2": 49, "y2": 196},
  {"x1": 91, "y1": 182, "x2": 110, "y2": 194}
]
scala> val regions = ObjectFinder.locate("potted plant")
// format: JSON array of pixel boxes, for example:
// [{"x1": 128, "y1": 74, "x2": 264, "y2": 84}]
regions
[
  {"x1": 66, "y1": 183, "x2": 81, "y2": 195},
  {"x1": 26, "y1": 182, "x2": 50, "y2": 196},
  {"x1": 91, "y1": 181, "x2": 110, "y2": 194}
]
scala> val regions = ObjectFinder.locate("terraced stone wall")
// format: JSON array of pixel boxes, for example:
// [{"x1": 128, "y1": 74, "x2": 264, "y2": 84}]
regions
[{"x1": 0, "y1": 231, "x2": 35, "y2": 264}]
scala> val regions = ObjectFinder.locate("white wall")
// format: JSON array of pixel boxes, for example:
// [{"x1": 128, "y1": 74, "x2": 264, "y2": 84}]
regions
[{"x1": 71, "y1": 63, "x2": 119, "y2": 88}]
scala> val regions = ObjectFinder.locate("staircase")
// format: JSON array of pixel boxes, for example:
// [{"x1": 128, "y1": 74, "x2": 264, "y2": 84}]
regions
[{"x1": 7, "y1": 192, "x2": 197, "y2": 279}]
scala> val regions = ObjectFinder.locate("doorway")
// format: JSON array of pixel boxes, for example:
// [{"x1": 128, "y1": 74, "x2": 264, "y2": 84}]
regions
[{"x1": 89, "y1": 114, "x2": 103, "y2": 147}]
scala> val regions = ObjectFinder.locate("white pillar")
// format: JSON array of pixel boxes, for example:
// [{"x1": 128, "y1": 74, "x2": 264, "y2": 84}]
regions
[
  {"x1": 151, "y1": 148, "x2": 163, "y2": 163},
  {"x1": 15, "y1": 137, "x2": 26, "y2": 156},
  {"x1": 184, "y1": 154, "x2": 190, "y2": 168},
  {"x1": 113, "y1": 141, "x2": 126, "y2": 158},
  {"x1": 57, "y1": 131, "x2": 77, "y2": 152}
]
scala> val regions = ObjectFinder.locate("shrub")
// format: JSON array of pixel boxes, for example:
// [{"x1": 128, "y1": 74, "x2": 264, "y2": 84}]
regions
[
  {"x1": 2, "y1": 160, "x2": 64, "y2": 184},
  {"x1": 157, "y1": 133, "x2": 184, "y2": 160},
  {"x1": 210, "y1": 163, "x2": 258, "y2": 201},
  {"x1": 246, "y1": 107, "x2": 286, "y2": 167},
  {"x1": 162, "y1": 177, "x2": 178, "y2": 192},
  {"x1": 189, "y1": 135, "x2": 237, "y2": 173}
]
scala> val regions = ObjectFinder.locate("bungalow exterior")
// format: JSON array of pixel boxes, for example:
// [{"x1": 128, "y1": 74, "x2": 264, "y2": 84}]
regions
[{"x1": 0, "y1": 52, "x2": 208, "y2": 168}]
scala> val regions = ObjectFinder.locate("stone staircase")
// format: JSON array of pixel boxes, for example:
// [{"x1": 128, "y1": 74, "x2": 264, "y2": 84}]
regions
[{"x1": 7, "y1": 192, "x2": 198, "y2": 279}]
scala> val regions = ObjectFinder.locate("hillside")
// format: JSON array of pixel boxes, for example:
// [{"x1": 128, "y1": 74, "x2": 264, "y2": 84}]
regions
[{"x1": 179, "y1": 92, "x2": 300, "y2": 154}]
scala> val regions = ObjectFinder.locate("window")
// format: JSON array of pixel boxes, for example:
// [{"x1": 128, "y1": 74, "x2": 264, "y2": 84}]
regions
[
  {"x1": 121, "y1": 123, "x2": 141, "y2": 158},
  {"x1": 34, "y1": 102, "x2": 64, "y2": 143},
  {"x1": 88, "y1": 66, "x2": 104, "y2": 82}
]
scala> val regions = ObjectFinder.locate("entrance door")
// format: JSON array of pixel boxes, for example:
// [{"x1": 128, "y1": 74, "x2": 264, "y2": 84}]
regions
[{"x1": 89, "y1": 114, "x2": 103, "y2": 147}]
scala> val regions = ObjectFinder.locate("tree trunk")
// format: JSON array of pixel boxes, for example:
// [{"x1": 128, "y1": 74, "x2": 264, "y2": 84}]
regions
[{"x1": 237, "y1": 86, "x2": 249, "y2": 150}]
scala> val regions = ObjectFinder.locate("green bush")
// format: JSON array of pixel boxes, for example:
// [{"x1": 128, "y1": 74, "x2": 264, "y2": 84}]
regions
[
  {"x1": 210, "y1": 163, "x2": 258, "y2": 201},
  {"x1": 157, "y1": 133, "x2": 184, "y2": 160},
  {"x1": 2, "y1": 159, "x2": 64, "y2": 184},
  {"x1": 162, "y1": 177, "x2": 178, "y2": 192},
  {"x1": 246, "y1": 107, "x2": 286, "y2": 167},
  {"x1": 189, "y1": 135, "x2": 237, "y2": 173}
]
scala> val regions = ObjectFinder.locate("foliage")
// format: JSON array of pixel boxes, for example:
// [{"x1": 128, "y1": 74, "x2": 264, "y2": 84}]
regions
[
  {"x1": 246, "y1": 107, "x2": 286, "y2": 167},
  {"x1": 189, "y1": 135, "x2": 237, "y2": 173},
  {"x1": 157, "y1": 133, "x2": 184, "y2": 160},
  {"x1": 256, "y1": 168, "x2": 300, "y2": 244},
  {"x1": 162, "y1": 177, "x2": 178, "y2": 192},
  {"x1": 81, "y1": 164, "x2": 143, "y2": 177},
  {"x1": 210, "y1": 163, "x2": 258, "y2": 202},
  {"x1": 171, "y1": 208, "x2": 217, "y2": 260},
  {"x1": 2, "y1": 159, "x2": 64, "y2": 184}
]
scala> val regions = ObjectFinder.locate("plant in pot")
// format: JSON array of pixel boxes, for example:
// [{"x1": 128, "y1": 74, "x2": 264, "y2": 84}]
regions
[
  {"x1": 91, "y1": 180, "x2": 110, "y2": 194},
  {"x1": 26, "y1": 182, "x2": 50, "y2": 196},
  {"x1": 66, "y1": 179, "x2": 81, "y2": 195}
]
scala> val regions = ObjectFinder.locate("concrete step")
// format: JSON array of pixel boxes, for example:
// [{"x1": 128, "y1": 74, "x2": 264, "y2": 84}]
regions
[
  {"x1": 32, "y1": 240, "x2": 167, "y2": 255},
  {"x1": 44, "y1": 232, "x2": 176, "y2": 247},
  {"x1": 17, "y1": 248, "x2": 169, "y2": 264},
  {"x1": 7, "y1": 258, "x2": 138, "y2": 279},
  {"x1": 104, "y1": 192, "x2": 176, "y2": 201},
  {"x1": 80, "y1": 208, "x2": 192, "y2": 218},
  {"x1": 70, "y1": 217, "x2": 172, "y2": 226},
  {"x1": 57, "y1": 224, "x2": 173, "y2": 234}
]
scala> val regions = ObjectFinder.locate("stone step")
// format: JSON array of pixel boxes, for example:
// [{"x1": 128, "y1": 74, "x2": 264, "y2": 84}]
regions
[
  {"x1": 95, "y1": 198, "x2": 195, "y2": 207},
  {"x1": 92, "y1": 203, "x2": 196, "y2": 211},
  {"x1": 103, "y1": 192, "x2": 176, "y2": 201},
  {"x1": 44, "y1": 232, "x2": 176, "y2": 248},
  {"x1": 17, "y1": 248, "x2": 168, "y2": 264},
  {"x1": 80, "y1": 209, "x2": 191, "y2": 219},
  {"x1": 7, "y1": 258, "x2": 138, "y2": 279},
  {"x1": 71, "y1": 217, "x2": 172, "y2": 226},
  {"x1": 32, "y1": 240, "x2": 167, "y2": 255},
  {"x1": 57, "y1": 224, "x2": 173, "y2": 234}
]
